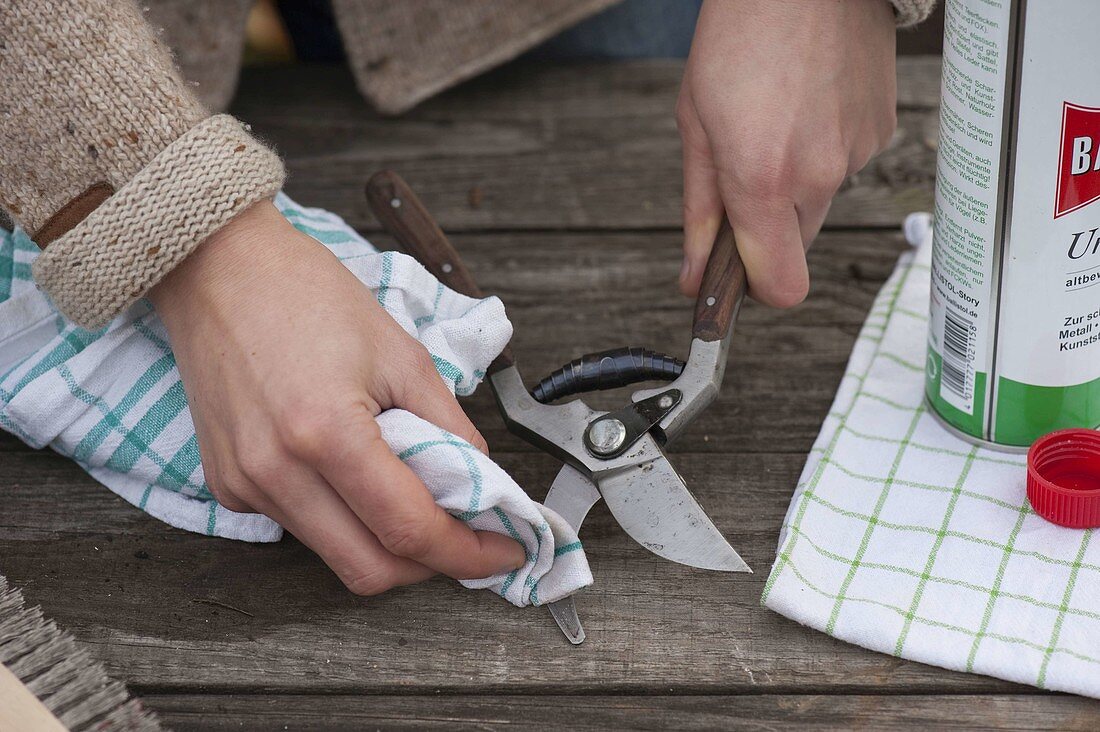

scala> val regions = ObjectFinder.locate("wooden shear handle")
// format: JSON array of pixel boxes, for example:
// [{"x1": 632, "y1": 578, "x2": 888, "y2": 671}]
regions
[
  {"x1": 368, "y1": 170, "x2": 745, "y2": 350},
  {"x1": 691, "y1": 218, "x2": 748, "y2": 342},
  {"x1": 365, "y1": 170, "x2": 515, "y2": 369}
]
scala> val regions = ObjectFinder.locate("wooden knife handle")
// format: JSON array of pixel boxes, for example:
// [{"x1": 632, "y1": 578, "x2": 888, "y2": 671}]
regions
[
  {"x1": 365, "y1": 170, "x2": 514, "y2": 368},
  {"x1": 691, "y1": 218, "x2": 748, "y2": 342}
]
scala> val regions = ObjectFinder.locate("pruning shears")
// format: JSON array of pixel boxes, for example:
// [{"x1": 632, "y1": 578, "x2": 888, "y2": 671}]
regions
[{"x1": 366, "y1": 171, "x2": 750, "y2": 644}]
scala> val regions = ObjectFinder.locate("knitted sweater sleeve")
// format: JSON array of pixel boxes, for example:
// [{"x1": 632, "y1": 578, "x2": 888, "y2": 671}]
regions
[
  {"x1": 0, "y1": 0, "x2": 285, "y2": 328},
  {"x1": 890, "y1": 0, "x2": 938, "y2": 27}
]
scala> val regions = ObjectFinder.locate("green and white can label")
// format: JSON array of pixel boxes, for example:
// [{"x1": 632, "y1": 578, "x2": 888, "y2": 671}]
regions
[{"x1": 927, "y1": 0, "x2": 1100, "y2": 447}]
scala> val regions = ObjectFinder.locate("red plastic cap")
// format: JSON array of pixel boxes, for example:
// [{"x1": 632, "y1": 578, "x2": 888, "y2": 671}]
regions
[{"x1": 1027, "y1": 428, "x2": 1100, "y2": 529}]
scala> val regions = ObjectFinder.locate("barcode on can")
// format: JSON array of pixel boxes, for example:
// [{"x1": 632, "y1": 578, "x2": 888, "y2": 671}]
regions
[{"x1": 939, "y1": 306, "x2": 975, "y2": 412}]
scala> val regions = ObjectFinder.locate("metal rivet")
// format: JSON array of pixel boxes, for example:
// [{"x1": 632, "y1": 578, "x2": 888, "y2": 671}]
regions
[
  {"x1": 705, "y1": 296, "x2": 716, "y2": 307},
  {"x1": 442, "y1": 262, "x2": 453, "y2": 273},
  {"x1": 587, "y1": 418, "x2": 627, "y2": 455},
  {"x1": 390, "y1": 198, "x2": 401, "y2": 208},
  {"x1": 657, "y1": 395, "x2": 674, "y2": 409}
]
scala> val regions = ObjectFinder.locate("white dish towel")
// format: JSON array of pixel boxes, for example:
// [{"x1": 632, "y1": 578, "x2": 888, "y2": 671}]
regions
[
  {"x1": 0, "y1": 193, "x2": 592, "y2": 607},
  {"x1": 763, "y1": 215, "x2": 1100, "y2": 698}
]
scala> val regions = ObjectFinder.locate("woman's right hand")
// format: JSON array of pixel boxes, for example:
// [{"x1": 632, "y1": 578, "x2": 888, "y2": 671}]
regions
[
  {"x1": 148, "y1": 201, "x2": 526, "y2": 595},
  {"x1": 676, "y1": 0, "x2": 897, "y2": 307}
]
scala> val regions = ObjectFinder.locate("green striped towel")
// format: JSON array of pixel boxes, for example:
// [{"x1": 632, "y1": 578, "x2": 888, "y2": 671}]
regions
[
  {"x1": 0, "y1": 193, "x2": 591, "y2": 607},
  {"x1": 763, "y1": 217, "x2": 1100, "y2": 697}
]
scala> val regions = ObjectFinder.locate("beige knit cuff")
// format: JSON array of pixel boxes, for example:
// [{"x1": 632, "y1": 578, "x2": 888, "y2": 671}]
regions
[
  {"x1": 32, "y1": 115, "x2": 285, "y2": 329},
  {"x1": 890, "y1": 0, "x2": 938, "y2": 27}
]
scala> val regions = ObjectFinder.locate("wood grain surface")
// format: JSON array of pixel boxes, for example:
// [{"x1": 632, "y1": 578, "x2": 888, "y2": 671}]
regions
[
  {"x1": 147, "y1": 694, "x2": 1095, "y2": 732},
  {"x1": 229, "y1": 60, "x2": 941, "y2": 233},
  {"x1": 2, "y1": 58, "x2": 1089, "y2": 729}
]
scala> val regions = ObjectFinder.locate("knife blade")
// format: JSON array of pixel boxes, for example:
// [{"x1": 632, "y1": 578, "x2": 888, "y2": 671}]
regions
[
  {"x1": 598, "y1": 456, "x2": 751, "y2": 573},
  {"x1": 542, "y1": 464, "x2": 602, "y2": 644}
]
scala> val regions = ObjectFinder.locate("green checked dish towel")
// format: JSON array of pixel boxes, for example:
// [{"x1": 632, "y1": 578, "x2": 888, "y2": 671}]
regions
[
  {"x1": 763, "y1": 215, "x2": 1100, "y2": 698},
  {"x1": 0, "y1": 193, "x2": 591, "y2": 608}
]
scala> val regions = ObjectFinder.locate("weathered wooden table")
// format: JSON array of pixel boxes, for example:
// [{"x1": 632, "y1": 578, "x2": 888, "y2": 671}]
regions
[{"x1": 3, "y1": 58, "x2": 1096, "y2": 729}]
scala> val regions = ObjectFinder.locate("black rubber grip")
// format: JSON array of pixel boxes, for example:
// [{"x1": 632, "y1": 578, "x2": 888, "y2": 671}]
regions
[{"x1": 531, "y1": 347, "x2": 685, "y2": 403}]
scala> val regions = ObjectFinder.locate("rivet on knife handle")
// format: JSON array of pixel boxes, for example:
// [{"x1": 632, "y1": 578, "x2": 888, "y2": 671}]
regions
[
  {"x1": 691, "y1": 218, "x2": 748, "y2": 342},
  {"x1": 366, "y1": 170, "x2": 514, "y2": 370}
]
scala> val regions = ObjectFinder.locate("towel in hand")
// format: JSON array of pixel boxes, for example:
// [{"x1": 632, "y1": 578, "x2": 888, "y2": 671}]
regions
[
  {"x1": 0, "y1": 193, "x2": 592, "y2": 607},
  {"x1": 763, "y1": 216, "x2": 1100, "y2": 698}
]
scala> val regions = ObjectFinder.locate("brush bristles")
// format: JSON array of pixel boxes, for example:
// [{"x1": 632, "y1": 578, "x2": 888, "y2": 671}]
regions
[{"x1": 0, "y1": 576, "x2": 161, "y2": 731}]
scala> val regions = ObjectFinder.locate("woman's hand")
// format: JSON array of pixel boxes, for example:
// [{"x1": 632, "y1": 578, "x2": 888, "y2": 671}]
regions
[
  {"x1": 149, "y1": 201, "x2": 525, "y2": 595},
  {"x1": 677, "y1": 0, "x2": 897, "y2": 306}
]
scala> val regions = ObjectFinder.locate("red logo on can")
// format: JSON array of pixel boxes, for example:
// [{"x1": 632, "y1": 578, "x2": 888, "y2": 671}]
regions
[{"x1": 1056, "y1": 102, "x2": 1100, "y2": 218}]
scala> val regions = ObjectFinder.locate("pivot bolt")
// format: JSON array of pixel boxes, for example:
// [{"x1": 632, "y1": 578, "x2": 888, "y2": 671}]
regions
[{"x1": 587, "y1": 418, "x2": 627, "y2": 455}]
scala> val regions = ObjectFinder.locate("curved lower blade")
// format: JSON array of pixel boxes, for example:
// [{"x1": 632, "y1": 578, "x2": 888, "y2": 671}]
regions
[
  {"x1": 598, "y1": 457, "x2": 750, "y2": 573},
  {"x1": 544, "y1": 464, "x2": 602, "y2": 532},
  {"x1": 543, "y1": 465, "x2": 601, "y2": 645}
]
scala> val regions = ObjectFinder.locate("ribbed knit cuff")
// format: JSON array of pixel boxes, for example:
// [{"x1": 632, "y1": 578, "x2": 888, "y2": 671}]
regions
[
  {"x1": 890, "y1": 0, "x2": 937, "y2": 27},
  {"x1": 33, "y1": 115, "x2": 285, "y2": 329}
]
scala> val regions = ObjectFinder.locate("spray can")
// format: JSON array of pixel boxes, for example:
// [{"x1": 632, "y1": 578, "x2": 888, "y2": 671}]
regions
[{"x1": 926, "y1": 0, "x2": 1100, "y2": 449}]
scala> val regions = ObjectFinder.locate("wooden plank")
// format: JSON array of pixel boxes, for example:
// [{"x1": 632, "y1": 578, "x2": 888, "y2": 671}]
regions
[
  {"x1": 0, "y1": 447, "x2": 1030, "y2": 695},
  {"x1": 235, "y1": 57, "x2": 942, "y2": 122},
  {"x1": 0, "y1": 60, "x2": 975, "y2": 704},
  {"x1": 144, "y1": 693, "x2": 1095, "y2": 731},
  {"x1": 0, "y1": 226, "x2": 935, "y2": 692},
  {"x1": 895, "y1": 55, "x2": 944, "y2": 111},
  {"x1": 230, "y1": 60, "x2": 941, "y2": 232}
]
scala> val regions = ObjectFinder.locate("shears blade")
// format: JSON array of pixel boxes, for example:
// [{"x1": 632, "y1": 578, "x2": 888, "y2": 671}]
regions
[
  {"x1": 541, "y1": 457, "x2": 749, "y2": 645},
  {"x1": 543, "y1": 464, "x2": 601, "y2": 644},
  {"x1": 598, "y1": 456, "x2": 751, "y2": 573},
  {"x1": 544, "y1": 464, "x2": 602, "y2": 532}
]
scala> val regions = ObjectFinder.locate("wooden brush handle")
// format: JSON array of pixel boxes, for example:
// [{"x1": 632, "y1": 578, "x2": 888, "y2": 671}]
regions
[
  {"x1": 365, "y1": 170, "x2": 514, "y2": 369},
  {"x1": 692, "y1": 218, "x2": 748, "y2": 342}
]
